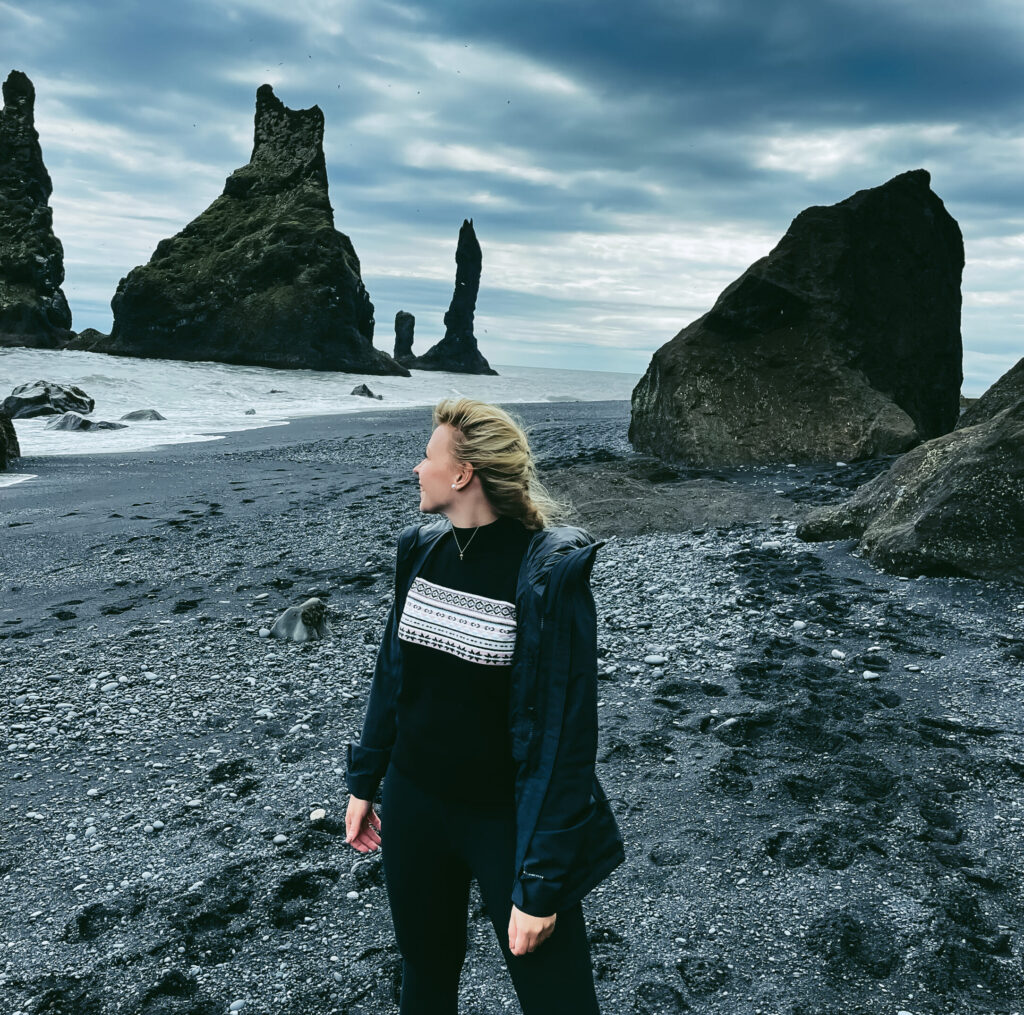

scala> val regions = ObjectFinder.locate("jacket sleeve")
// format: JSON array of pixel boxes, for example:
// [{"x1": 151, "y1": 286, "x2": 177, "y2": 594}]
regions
[
  {"x1": 512, "y1": 562, "x2": 600, "y2": 917},
  {"x1": 345, "y1": 524, "x2": 414, "y2": 802}
]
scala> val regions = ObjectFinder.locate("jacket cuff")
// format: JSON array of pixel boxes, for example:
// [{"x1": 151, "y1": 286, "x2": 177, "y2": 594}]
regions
[
  {"x1": 345, "y1": 740, "x2": 390, "y2": 801},
  {"x1": 510, "y1": 810, "x2": 596, "y2": 917}
]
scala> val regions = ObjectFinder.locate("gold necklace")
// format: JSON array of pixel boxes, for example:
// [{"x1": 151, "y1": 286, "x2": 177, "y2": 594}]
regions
[{"x1": 450, "y1": 522, "x2": 481, "y2": 561}]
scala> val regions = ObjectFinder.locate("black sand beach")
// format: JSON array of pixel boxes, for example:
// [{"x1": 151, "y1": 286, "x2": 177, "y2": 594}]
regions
[{"x1": 3, "y1": 398, "x2": 1023, "y2": 1015}]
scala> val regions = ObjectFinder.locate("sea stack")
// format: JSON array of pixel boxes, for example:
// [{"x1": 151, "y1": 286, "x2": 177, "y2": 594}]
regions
[
  {"x1": 69, "y1": 85, "x2": 408, "y2": 375},
  {"x1": 0, "y1": 70, "x2": 73, "y2": 349},
  {"x1": 394, "y1": 310, "x2": 415, "y2": 366},
  {"x1": 408, "y1": 219, "x2": 497, "y2": 374},
  {"x1": 629, "y1": 170, "x2": 964, "y2": 465}
]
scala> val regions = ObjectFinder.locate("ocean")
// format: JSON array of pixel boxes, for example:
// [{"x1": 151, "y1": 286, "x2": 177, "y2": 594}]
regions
[{"x1": 0, "y1": 347, "x2": 640, "y2": 478}]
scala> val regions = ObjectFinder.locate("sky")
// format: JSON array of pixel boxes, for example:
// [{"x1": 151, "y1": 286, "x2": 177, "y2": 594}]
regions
[{"x1": 3, "y1": 0, "x2": 1023, "y2": 395}]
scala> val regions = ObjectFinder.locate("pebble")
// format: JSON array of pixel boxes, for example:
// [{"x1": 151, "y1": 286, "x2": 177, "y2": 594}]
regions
[
  {"x1": 101, "y1": 681, "x2": 119, "y2": 693},
  {"x1": 792, "y1": 620, "x2": 806, "y2": 631},
  {"x1": 830, "y1": 649, "x2": 846, "y2": 659},
  {"x1": 862, "y1": 670, "x2": 880, "y2": 681},
  {"x1": 273, "y1": 833, "x2": 288, "y2": 845},
  {"x1": 905, "y1": 664, "x2": 921, "y2": 672},
  {"x1": 254, "y1": 593, "x2": 269, "y2": 601},
  {"x1": 187, "y1": 799, "x2": 201, "y2": 808},
  {"x1": 644, "y1": 655, "x2": 668, "y2": 665},
  {"x1": 346, "y1": 890, "x2": 359, "y2": 900},
  {"x1": 229, "y1": 1001, "x2": 246, "y2": 1012},
  {"x1": 86, "y1": 788, "x2": 99, "y2": 797},
  {"x1": 310, "y1": 808, "x2": 326, "y2": 822},
  {"x1": 259, "y1": 628, "x2": 271, "y2": 638}
]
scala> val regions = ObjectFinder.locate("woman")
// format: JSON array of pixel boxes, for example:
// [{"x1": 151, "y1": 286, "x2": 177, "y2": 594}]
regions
[{"x1": 344, "y1": 397, "x2": 624, "y2": 1015}]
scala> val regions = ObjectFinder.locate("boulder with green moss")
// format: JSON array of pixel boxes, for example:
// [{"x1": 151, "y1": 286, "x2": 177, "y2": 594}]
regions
[
  {"x1": 69, "y1": 85, "x2": 408, "y2": 375},
  {"x1": 0, "y1": 70, "x2": 73, "y2": 349}
]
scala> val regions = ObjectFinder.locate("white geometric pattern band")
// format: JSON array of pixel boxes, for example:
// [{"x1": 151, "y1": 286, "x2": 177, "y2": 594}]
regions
[{"x1": 398, "y1": 576, "x2": 518, "y2": 666}]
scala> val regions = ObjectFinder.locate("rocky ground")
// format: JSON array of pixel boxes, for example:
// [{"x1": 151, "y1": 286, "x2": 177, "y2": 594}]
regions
[{"x1": 2, "y1": 399, "x2": 1023, "y2": 1015}]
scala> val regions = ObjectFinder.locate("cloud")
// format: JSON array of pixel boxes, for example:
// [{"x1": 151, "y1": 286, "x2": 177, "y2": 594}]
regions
[{"x1": 1, "y1": 0, "x2": 1022, "y2": 394}]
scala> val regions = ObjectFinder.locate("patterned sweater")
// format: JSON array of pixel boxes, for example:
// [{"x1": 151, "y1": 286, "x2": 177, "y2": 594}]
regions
[{"x1": 390, "y1": 513, "x2": 534, "y2": 805}]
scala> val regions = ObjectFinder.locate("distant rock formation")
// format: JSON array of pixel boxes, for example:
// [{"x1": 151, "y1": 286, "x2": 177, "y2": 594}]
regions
[
  {"x1": 68, "y1": 328, "x2": 109, "y2": 350},
  {"x1": 394, "y1": 311, "x2": 415, "y2": 366},
  {"x1": 3, "y1": 380, "x2": 94, "y2": 418},
  {"x1": 120, "y1": 409, "x2": 166, "y2": 421},
  {"x1": 797, "y1": 396, "x2": 1024, "y2": 580},
  {"x1": 956, "y1": 357, "x2": 1024, "y2": 430},
  {"x1": 407, "y1": 220, "x2": 497, "y2": 374},
  {"x1": 350, "y1": 383, "x2": 382, "y2": 400},
  {"x1": 45, "y1": 412, "x2": 126, "y2": 431},
  {"x1": 629, "y1": 170, "x2": 963, "y2": 465},
  {"x1": 0, "y1": 70, "x2": 73, "y2": 348},
  {"x1": 0, "y1": 413, "x2": 19, "y2": 470},
  {"x1": 67, "y1": 85, "x2": 409, "y2": 376}
]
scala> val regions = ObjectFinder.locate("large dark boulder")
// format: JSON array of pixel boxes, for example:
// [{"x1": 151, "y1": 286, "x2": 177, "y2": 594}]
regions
[
  {"x1": 66, "y1": 85, "x2": 408, "y2": 375},
  {"x1": 0, "y1": 413, "x2": 19, "y2": 470},
  {"x1": 956, "y1": 357, "x2": 1024, "y2": 430},
  {"x1": 797, "y1": 398, "x2": 1024, "y2": 580},
  {"x1": 3, "y1": 379, "x2": 94, "y2": 418},
  {"x1": 394, "y1": 310, "x2": 415, "y2": 366},
  {"x1": 629, "y1": 170, "x2": 964, "y2": 465},
  {"x1": 408, "y1": 219, "x2": 497, "y2": 374},
  {"x1": 0, "y1": 70, "x2": 73, "y2": 348}
]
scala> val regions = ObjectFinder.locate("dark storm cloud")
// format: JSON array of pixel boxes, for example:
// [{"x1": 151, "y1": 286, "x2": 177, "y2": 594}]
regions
[
  {"x1": 405, "y1": 0, "x2": 1024, "y2": 126},
  {"x1": 2, "y1": 0, "x2": 1022, "y2": 389}
]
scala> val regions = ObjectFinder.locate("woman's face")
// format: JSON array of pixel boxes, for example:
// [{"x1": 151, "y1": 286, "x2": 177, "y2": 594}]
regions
[{"x1": 413, "y1": 424, "x2": 462, "y2": 513}]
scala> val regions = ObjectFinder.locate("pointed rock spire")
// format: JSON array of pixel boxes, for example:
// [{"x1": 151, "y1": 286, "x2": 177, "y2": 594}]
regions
[
  {"x1": 0, "y1": 70, "x2": 73, "y2": 348},
  {"x1": 410, "y1": 219, "x2": 497, "y2": 374}
]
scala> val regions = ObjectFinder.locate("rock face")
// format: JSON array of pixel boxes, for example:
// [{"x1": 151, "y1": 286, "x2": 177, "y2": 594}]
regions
[
  {"x1": 629, "y1": 170, "x2": 964, "y2": 465},
  {"x1": 956, "y1": 357, "x2": 1024, "y2": 430},
  {"x1": 797, "y1": 397, "x2": 1024, "y2": 580},
  {"x1": 408, "y1": 219, "x2": 497, "y2": 374},
  {"x1": 0, "y1": 70, "x2": 73, "y2": 348},
  {"x1": 2, "y1": 380, "x2": 94, "y2": 418},
  {"x1": 0, "y1": 413, "x2": 19, "y2": 470},
  {"x1": 394, "y1": 310, "x2": 415, "y2": 365},
  {"x1": 67, "y1": 85, "x2": 409, "y2": 376}
]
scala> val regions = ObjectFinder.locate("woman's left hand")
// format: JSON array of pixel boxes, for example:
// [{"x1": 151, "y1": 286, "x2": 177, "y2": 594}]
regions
[{"x1": 508, "y1": 905, "x2": 557, "y2": 955}]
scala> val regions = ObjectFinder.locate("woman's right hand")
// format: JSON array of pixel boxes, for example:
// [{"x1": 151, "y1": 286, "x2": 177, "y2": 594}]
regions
[{"x1": 345, "y1": 794, "x2": 382, "y2": 852}]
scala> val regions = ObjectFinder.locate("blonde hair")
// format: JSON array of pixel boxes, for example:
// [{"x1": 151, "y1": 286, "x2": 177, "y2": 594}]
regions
[{"x1": 431, "y1": 397, "x2": 574, "y2": 531}]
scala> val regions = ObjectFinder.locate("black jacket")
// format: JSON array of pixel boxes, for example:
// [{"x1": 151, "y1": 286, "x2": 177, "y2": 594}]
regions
[{"x1": 346, "y1": 516, "x2": 625, "y2": 917}]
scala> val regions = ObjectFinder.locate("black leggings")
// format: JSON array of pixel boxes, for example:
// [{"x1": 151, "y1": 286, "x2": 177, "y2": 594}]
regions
[{"x1": 380, "y1": 762, "x2": 601, "y2": 1015}]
